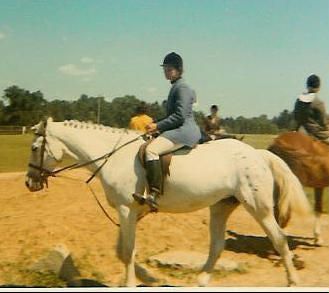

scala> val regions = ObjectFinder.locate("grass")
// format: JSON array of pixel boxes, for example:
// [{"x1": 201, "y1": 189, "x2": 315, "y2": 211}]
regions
[
  {"x1": 242, "y1": 134, "x2": 278, "y2": 149},
  {"x1": 0, "y1": 134, "x2": 34, "y2": 172},
  {"x1": 0, "y1": 134, "x2": 75, "y2": 173}
]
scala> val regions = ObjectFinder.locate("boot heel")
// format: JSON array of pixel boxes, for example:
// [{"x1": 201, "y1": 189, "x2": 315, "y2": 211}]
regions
[{"x1": 132, "y1": 193, "x2": 146, "y2": 205}]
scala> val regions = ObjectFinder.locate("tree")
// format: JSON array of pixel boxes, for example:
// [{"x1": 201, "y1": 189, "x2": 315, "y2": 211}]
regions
[
  {"x1": 272, "y1": 109, "x2": 296, "y2": 131},
  {"x1": 0, "y1": 100, "x2": 4, "y2": 124},
  {"x1": 103, "y1": 95, "x2": 141, "y2": 127},
  {"x1": 2, "y1": 85, "x2": 47, "y2": 125},
  {"x1": 47, "y1": 99, "x2": 74, "y2": 121},
  {"x1": 148, "y1": 101, "x2": 166, "y2": 122}
]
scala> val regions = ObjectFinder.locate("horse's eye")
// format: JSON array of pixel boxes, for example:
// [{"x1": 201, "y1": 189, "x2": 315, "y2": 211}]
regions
[{"x1": 31, "y1": 145, "x2": 38, "y2": 152}]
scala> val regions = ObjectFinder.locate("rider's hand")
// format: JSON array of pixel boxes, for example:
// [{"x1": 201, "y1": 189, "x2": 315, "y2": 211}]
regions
[{"x1": 146, "y1": 123, "x2": 158, "y2": 134}]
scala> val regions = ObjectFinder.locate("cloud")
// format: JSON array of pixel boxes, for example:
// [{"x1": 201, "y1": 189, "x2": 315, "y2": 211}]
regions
[
  {"x1": 80, "y1": 57, "x2": 94, "y2": 64},
  {"x1": 58, "y1": 64, "x2": 96, "y2": 76},
  {"x1": 0, "y1": 32, "x2": 6, "y2": 40}
]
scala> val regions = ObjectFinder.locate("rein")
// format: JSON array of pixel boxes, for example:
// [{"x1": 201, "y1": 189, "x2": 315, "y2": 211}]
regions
[
  {"x1": 29, "y1": 123, "x2": 147, "y2": 227},
  {"x1": 29, "y1": 132, "x2": 145, "y2": 181}
]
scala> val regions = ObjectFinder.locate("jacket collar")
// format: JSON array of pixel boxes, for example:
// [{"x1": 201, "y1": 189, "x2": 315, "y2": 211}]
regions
[{"x1": 299, "y1": 92, "x2": 316, "y2": 103}]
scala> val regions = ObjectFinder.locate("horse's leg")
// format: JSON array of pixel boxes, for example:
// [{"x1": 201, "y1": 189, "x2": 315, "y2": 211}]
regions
[
  {"x1": 197, "y1": 197, "x2": 239, "y2": 287},
  {"x1": 238, "y1": 182, "x2": 299, "y2": 286},
  {"x1": 258, "y1": 214, "x2": 299, "y2": 286},
  {"x1": 116, "y1": 205, "x2": 138, "y2": 287},
  {"x1": 314, "y1": 188, "x2": 324, "y2": 246}
]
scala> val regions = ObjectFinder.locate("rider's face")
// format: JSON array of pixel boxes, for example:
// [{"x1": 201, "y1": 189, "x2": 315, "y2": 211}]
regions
[
  {"x1": 211, "y1": 108, "x2": 218, "y2": 116},
  {"x1": 163, "y1": 65, "x2": 180, "y2": 81}
]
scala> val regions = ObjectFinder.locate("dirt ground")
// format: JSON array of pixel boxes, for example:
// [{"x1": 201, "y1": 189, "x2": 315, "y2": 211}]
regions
[{"x1": 0, "y1": 170, "x2": 328, "y2": 288}]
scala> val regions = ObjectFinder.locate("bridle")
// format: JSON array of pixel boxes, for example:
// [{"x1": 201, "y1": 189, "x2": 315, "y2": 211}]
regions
[
  {"x1": 29, "y1": 121, "x2": 146, "y2": 184},
  {"x1": 28, "y1": 121, "x2": 147, "y2": 226},
  {"x1": 28, "y1": 120, "x2": 54, "y2": 188}
]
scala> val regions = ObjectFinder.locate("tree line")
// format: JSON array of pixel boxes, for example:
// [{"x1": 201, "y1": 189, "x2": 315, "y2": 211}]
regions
[{"x1": 0, "y1": 85, "x2": 296, "y2": 134}]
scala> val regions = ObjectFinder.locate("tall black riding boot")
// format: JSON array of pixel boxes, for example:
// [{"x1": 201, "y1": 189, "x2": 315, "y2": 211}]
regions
[{"x1": 133, "y1": 160, "x2": 162, "y2": 212}]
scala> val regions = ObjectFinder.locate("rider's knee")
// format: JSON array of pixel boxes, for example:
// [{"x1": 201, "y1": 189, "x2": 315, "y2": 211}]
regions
[{"x1": 145, "y1": 144, "x2": 160, "y2": 161}]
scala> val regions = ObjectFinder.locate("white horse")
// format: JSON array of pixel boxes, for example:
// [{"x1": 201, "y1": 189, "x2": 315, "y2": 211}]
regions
[{"x1": 25, "y1": 118, "x2": 310, "y2": 287}]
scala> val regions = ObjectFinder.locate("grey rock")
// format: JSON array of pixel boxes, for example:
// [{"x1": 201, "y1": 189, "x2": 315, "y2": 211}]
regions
[{"x1": 30, "y1": 244, "x2": 80, "y2": 282}]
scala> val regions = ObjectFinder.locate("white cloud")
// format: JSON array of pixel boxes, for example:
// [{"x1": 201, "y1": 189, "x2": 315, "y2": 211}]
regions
[
  {"x1": 80, "y1": 57, "x2": 94, "y2": 64},
  {"x1": 0, "y1": 32, "x2": 6, "y2": 40},
  {"x1": 58, "y1": 64, "x2": 97, "y2": 76}
]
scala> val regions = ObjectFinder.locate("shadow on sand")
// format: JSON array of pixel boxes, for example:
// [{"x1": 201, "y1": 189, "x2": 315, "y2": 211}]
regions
[{"x1": 225, "y1": 230, "x2": 317, "y2": 260}]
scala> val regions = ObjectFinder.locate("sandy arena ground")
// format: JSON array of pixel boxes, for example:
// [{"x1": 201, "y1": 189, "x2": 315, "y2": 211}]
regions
[{"x1": 0, "y1": 170, "x2": 328, "y2": 288}]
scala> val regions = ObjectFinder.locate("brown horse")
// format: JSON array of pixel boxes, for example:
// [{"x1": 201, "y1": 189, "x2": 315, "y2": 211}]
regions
[{"x1": 268, "y1": 131, "x2": 329, "y2": 245}]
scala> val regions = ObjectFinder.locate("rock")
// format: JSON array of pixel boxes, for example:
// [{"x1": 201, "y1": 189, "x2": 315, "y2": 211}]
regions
[
  {"x1": 30, "y1": 244, "x2": 80, "y2": 282},
  {"x1": 148, "y1": 251, "x2": 244, "y2": 272}
]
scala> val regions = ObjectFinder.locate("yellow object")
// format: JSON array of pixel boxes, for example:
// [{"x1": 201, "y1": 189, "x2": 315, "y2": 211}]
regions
[{"x1": 129, "y1": 114, "x2": 153, "y2": 132}]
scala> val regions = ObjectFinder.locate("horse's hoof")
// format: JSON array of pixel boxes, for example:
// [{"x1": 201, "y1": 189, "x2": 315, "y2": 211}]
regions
[
  {"x1": 288, "y1": 274, "x2": 299, "y2": 287},
  {"x1": 288, "y1": 281, "x2": 297, "y2": 287},
  {"x1": 197, "y1": 272, "x2": 210, "y2": 287},
  {"x1": 314, "y1": 237, "x2": 325, "y2": 247}
]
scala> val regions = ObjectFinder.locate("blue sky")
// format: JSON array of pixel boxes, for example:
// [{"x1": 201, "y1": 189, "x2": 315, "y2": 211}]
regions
[{"x1": 0, "y1": 0, "x2": 329, "y2": 118}]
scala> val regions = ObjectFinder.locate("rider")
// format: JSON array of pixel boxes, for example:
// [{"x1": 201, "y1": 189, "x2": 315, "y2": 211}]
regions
[
  {"x1": 202, "y1": 104, "x2": 241, "y2": 141},
  {"x1": 133, "y1": 52, "x2": 201, "y2": 211},
  {"x1": 204, "y1": 104, "x2": 222, "y2": 139},
  {"x1": 129, "y1": 102, "x2": 153, "y2": 133},
  {"x1": 293, "y1": 74, "x2": 329, "y2": 142}
]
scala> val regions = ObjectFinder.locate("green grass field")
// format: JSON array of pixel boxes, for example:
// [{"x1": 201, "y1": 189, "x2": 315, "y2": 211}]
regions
[
  {"x1": 0, "y1": 134, "x2": 34, "y2": 173},
  {"x1": 0, "y1": 134, "x2": 74, "y2": 173},
  {"x1": 0, "y1": 133, "x2": 327, "y2": 212}
]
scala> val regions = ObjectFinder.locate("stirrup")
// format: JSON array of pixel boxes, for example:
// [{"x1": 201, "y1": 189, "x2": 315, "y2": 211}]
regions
[
  {"x1": 132, "y1": 193, "x2": 159, "y2": 213},
  {"x1": 132, "y1": 193, "x2": 146, "y2": 205}
]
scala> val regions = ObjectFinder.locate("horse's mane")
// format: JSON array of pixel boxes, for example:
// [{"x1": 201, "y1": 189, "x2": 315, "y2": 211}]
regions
[{"x1": 60, "y1": 119, "x2": 141, "y2": 136}]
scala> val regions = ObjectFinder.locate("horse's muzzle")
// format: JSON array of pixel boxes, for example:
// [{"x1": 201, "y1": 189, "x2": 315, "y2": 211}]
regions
[{"x1": 25, "y1": 175, "x2": 44, "y2": 192}]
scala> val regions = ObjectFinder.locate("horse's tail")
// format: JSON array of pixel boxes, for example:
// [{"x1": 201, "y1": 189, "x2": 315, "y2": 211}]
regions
[{"x1": 258, "y1": 149, "x2": 311, "y2": 228}]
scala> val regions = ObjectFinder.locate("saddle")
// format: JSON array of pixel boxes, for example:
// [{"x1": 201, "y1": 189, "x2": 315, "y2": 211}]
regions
[
  {"x1": 138, "y1": 134, "x2": 244, "y2": 178},
  {"x1": 138, "y1": 140, "x2": 193, "y2": 178}
]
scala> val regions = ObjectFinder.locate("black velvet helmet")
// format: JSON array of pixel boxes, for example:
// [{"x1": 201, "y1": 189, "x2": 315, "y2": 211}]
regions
[
  {"x1": 307, "y1": 74, "x2": 320, "y2": 89},
  {"x1": 161, "y1": 52, "x2": 183, "y2": 72}
]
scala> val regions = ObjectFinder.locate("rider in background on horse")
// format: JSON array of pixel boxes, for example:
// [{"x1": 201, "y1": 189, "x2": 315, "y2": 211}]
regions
[
  {"x1": 293, "y1": 74, "x2": 329, "y2": 143},
  {"x1": 133, "y1": 52, "x2": 201, "y2": 211},
  {"x1": 202, "y1": 104, "x2": 242, "y2": 141},
  {"x1": 129, "y1": 102, "x2": 153, "y2": 133},
  {"x1": 204, "y1": 104, "x2": 222, "y2": 139}
]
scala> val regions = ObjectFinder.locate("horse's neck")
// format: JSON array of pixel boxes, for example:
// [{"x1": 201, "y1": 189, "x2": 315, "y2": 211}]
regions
[{"x1": 47, "y1": 122, "x2": 141, "y2": 162}]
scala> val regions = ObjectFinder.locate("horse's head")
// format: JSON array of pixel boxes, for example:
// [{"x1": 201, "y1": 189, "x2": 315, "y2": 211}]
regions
[{"x1": 25, "y1": 118, "x2": 65, "y2": 192}]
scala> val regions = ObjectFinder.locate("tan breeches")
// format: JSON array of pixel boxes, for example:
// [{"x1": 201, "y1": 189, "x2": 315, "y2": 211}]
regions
[{"x1": 145, "y1": 136, "x2": 184, "y2": 161}]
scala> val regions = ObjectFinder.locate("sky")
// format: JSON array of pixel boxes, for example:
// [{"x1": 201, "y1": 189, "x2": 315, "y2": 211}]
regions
[{"x1": 0, "y1": 0, "x2": 329, "y2": 118}]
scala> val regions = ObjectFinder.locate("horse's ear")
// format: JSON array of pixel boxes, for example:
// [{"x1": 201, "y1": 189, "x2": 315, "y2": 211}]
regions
[
  {"x1": 31, "y1": 121, "x2": 44, "y2": 134},
  {"x1": 37, "y1": 119, "x2": 47, "y2": 135}
]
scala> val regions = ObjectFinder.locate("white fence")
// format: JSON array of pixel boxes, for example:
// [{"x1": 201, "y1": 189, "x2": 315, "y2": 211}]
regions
[{"x1": 0, "y1": 126, "x2": 27, "y2": 135}]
